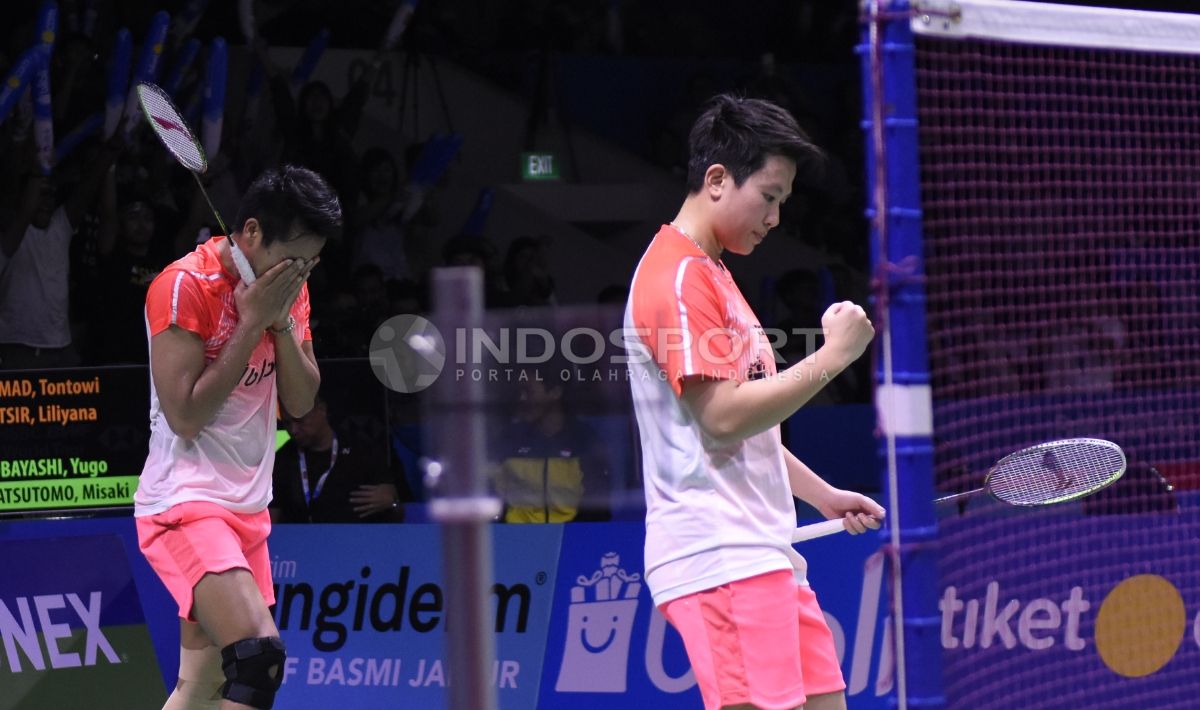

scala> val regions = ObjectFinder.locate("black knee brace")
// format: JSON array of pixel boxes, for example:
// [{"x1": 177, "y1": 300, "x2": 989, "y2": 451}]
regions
[{"x1": 220, "y1": 636, "x2": 286, "y2": 709}]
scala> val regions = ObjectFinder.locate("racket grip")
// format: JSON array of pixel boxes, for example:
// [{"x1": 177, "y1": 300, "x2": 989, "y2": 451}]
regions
[{"x1": 791, "y1": 518, "x2": 847, "y2": 543}]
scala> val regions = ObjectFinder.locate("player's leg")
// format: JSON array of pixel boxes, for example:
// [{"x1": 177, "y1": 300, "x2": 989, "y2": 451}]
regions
[
  {"x1": 162, "y1": 620, "x2": 224, "y2": 709},
  {"x1": 660, "y1": 570, "x2": 808, "y2": 710},
  {"x1": 717, "y1": 695, "x2": 843, "y2": 710},
  {"x1": 138, "y1": 503, "x2": 283, "y2": 710},
  {"x1": 800, "y1": 691, "x2": 847, "y2": 710},
  {"x1": 191, "y1": 567, "x2": 283, "y2": 710},
  {"x1": 793, "y1": 583, "x2": 847, "y2": 710}
]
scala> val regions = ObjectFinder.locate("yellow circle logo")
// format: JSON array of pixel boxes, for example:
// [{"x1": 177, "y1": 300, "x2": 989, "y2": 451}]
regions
[
  {"x1": 1096, "y1": 574, "x2": 1185, "y2": 677},
  {"x1": 41, "y1": 30, "x2": 55, "y2": 44},
  {"x1": 153, "y1": 43, "x2": 163, "y2": 55},
  {"x1": 7, "y1": 76, "x2": 20, "y2": 89}
]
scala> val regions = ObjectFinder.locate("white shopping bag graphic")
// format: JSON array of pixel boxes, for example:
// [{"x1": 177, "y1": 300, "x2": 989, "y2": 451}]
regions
[{"x1": 555, "y1": 552, "x2": 642, "y2": 693}]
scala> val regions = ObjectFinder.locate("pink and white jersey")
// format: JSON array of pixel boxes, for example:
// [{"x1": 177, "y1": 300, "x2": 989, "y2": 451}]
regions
[
  {"x1": 626, "y1": 225, "x2": 806, "y2": 606},
  {"x1": 134, "y1": 236, "x2": 312, "y2": 517}
]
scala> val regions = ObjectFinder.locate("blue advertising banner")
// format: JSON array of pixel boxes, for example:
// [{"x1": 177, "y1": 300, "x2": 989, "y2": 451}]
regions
[
  {"x1": 0, "y1": 518, "x2": 887, "y2": 709},
  {"x1": 0, "y1": 534, "x2": 164, "y2": 709},
  {"x1": 939, "y1": 508, "x2": 1200, "y2": 709},
  {"x1": 537, "y1": 522, "x2": 891, "y2": 710},
  {"x1": 267, "y1": 524, "x2": 563, "y2": 710}
]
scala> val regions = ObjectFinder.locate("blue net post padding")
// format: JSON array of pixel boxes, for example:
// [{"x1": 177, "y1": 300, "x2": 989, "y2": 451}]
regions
[{"x1": 859, "y1": 2, "x2": 945, "y2": 707}]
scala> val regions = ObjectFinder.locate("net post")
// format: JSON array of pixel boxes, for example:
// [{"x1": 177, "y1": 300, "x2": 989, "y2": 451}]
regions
[
  {"x1": 425, "y1": 266, "x2": 498, "y2": 710},
  {"x1": 859, "y1": 2, "x2": 945, "y2": 708}
]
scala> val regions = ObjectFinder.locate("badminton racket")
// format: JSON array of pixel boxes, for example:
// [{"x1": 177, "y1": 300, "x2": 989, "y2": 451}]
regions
[
  {"x1": 792, "y1": 437, "x2": 1126, "y2": 542},
  {"x1": 135, "y1": 81, "x2": 256, "y2": 284}
]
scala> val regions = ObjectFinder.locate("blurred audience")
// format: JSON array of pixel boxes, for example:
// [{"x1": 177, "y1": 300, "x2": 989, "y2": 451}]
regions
[
  {"x1": 347, "y1": 147, "x2": 414, "y2": 281},
  {"x1": 270, "y1": 389, "x2": 413, "y2": 523},
  {"x1": 0, "y1": 0, "x2": 876, "y2": 525},
  {"x1": 503, "y1": 235, "x2": 556, "y2": 307},
  {"x1": 490, "y1": 370, "x2": 611, "y2": 523},
  {"x1": 0, "y1": 133, "x2": 121, "y2": 369}
]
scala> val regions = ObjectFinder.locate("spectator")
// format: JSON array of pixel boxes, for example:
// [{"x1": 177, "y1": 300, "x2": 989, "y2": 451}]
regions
[
  {"x1": 348, "y1": 147, "x2": 424, "y2": 283},
  {"x1": 439, "y1": 233, "x2": 509, "y2": 308},
  {"x1": 388, "y1": 277, "x2": 423, "y2": 315},
  {"x1": 255, "y1": 39, "x2": 371, "y2": 205},
  {"x1": 270, "y1": 390, "x2": 412, "y2": 523},
  {"x1": 333, "y1": 263, "x2": 392, "y2": 356},
  {"x1": 490, "y1": 370, "x2": 610, "y2": 523},
  {"x1": 90, "y1": 197, "x2": 173, "y2": 363},
  {"x1": 503, "y1": 235, "x2": 556, "y2": 307},
  {"x1": 0, "y1": 135, "x2": 121, "y2": 369}
]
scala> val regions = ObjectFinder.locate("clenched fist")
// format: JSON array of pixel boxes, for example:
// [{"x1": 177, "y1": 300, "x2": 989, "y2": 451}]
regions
[{"x1": 821, "y1": 301, "x2": 875, "y2": 366}]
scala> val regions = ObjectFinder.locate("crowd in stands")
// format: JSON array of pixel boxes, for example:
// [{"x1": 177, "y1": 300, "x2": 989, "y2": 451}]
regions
[
  {"x1": 0, "y1": 0, "x2": 873, "y2": 515},
  {"x1": 16, "y1": 1, "x2": 1183, "y2": 516},
  {"x1": 0, "y1": 1, "x2": 871, "y2": 397}
]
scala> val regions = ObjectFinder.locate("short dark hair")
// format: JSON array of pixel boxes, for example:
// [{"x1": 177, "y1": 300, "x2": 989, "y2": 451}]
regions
[
  {"x1": 685, "y1": 93, "x2": 825, "y2": 194},
  {"x1": 235, "y1": 164, "x2": 343, "y2": 247}
]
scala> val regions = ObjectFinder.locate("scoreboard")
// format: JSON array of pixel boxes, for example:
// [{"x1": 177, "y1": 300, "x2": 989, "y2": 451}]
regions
[
  {"x1": 0, "y1": 367, "x2": 150, "y2": 514},
  {"x1": 0, "y1": 359, "x2": 392, "y2": 516}
]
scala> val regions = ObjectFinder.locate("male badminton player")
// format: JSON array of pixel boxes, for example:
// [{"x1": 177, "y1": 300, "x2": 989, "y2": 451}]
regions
[
  {"x1": 134, "y1": 165, "x2": 341, "y2": 709},
  {"x1": 626, "y1": 94, "x2": 884, "y2": 710}
]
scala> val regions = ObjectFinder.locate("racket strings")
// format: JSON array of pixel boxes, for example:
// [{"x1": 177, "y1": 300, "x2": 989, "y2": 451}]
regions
[
  {"x1": 137, "y1": 84, "x2": 206, "y2": 172},
  {"x1": 987, "y1": 439, "x2": 1125, "y2": 505}
]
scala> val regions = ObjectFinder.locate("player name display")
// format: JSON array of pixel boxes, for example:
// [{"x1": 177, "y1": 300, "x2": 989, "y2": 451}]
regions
[{"x1": 0, "y1": 368, "x2": 148, "y2": 514}]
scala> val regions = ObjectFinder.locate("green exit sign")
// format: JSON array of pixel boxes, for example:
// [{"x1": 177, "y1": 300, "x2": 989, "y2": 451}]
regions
[{"x1": 521, "y1": 153, "x2": 560, "y2": 181}]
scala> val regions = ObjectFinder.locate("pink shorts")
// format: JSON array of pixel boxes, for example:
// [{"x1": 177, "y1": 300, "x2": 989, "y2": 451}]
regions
[
  {"x1": 660, "y1": 570, "x2": 845, "y2": 710},
  {"x1": 136, "y1": 501, "x2": 275, "y2": 622}
]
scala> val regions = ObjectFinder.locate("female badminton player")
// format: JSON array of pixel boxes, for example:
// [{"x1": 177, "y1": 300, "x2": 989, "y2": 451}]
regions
[
  {"x1": 134, "y1": 165, "x2": 341, "y2": 709},
  {"x1": 625, "y1": 94, "x2": 884, "y2": 710}
]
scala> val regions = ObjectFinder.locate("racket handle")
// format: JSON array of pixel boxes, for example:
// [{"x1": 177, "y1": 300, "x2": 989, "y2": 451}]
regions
[{"x1": 791, "y1": 518, "x2": 847, "y2": 543}]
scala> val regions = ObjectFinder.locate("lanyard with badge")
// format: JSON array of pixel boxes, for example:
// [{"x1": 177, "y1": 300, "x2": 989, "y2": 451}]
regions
[{"x1": 298, "y1": 435, "x2": 338, "y2": 511}]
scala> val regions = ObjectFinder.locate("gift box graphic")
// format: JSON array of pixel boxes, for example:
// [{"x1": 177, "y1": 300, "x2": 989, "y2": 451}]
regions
[{"x1": 555, "y1": 552, "x2": 642, "y2": 693}]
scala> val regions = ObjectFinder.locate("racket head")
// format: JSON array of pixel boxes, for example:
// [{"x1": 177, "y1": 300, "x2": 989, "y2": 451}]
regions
[
  {"x1": 984, "y1": 438, "x2": 1126, "y2": 506},
  {"x1": 136, "y1": 82, "x2": 207, "y2": 173}
]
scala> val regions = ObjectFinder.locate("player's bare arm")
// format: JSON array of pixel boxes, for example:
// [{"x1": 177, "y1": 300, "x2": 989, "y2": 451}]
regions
[
  {"x1": 270, "y1": 257, "x2": 321, "y2": 418},
  {"x1": 151, "y1": 260, "x2": 305, "y2": 439},
  {"x1": 680, "y1": 301, "x2": 874, "y2": 444},
  {"x1": 784, "y1": 449, "x2": 885, "y2": 535}
]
